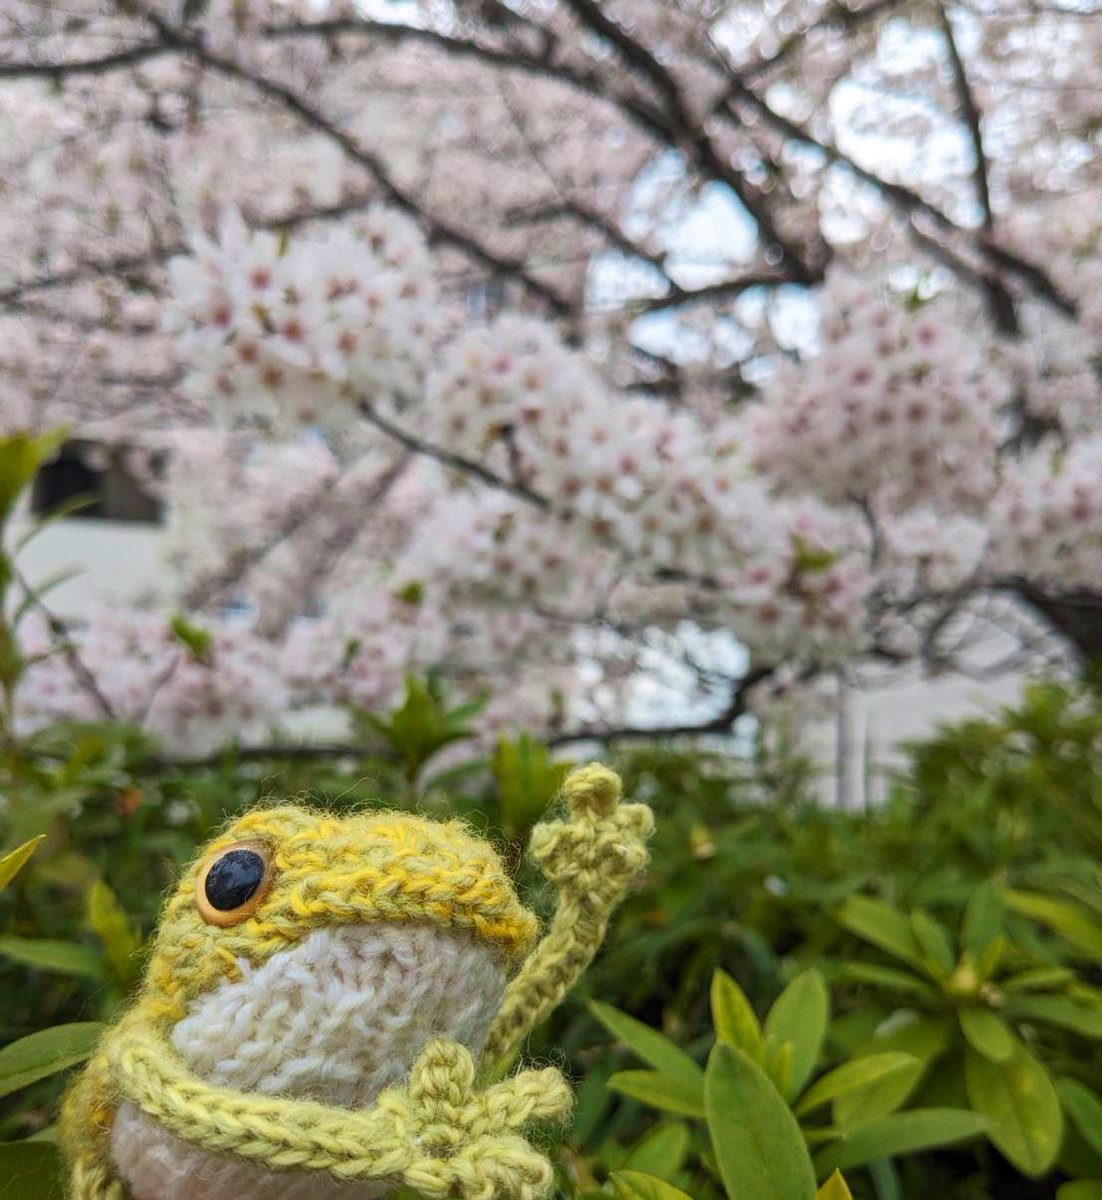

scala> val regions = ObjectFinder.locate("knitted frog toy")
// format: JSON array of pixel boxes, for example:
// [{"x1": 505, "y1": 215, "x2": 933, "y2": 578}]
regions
[{"x1": 59, "y1": 763, "x2": 652, "y2": 1200}]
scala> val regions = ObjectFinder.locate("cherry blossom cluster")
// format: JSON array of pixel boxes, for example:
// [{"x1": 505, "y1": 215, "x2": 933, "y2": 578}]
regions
[
  {"x1": 989, "y1": 436, "x2": 1102, "y2": 592},
  {"x1": 16, "y1": 610, "x2": 287, "y2": 756},
  {"x1": 163, "y1": 207, "x2": 439, "y2": 436},
  {"x1": 722, "y1": 502, "x2": 874, "y2": 663},
  {"x1": 744, "y1": 273, "x2": 1004, "y2": 513}
]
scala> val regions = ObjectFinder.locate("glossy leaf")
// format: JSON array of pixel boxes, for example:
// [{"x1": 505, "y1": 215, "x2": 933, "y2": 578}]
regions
[
  {"x1": 86, "y1": 880, "x2": 142, "y2": 989},
  {"x1": 764, "y1": 968, "x2": 829, "y2": 1100},
  {"x1": 712, "y1": 968, "x2": 764, "y2": 1062},
  {"x1": 1058, "y1": 1183, "x2": 1102, "y2": 1200},
  {"x1": 705, "y1": 1042, "x2": 817, "y2": 1200},
  {"x1": 963, "y1": 882, "x2": 1004, "y2": 957},
  {"x1": 1006, "y1": 995, "x2": 1102, "y2": 1038},
  {"x1": 1059, "y1": 1078, "x2": 1102, "y2": 1160},
  {"x1": 590, "y1": 1003, "x2": 704, "y2": 1088},
  {"x1": 0, "y1": 1141, "x2": 65, "y2": 1200},
  {"x1": 815, "y1": 1172, "x2": 854, "y2": 1200},
  {"x1": 0, "y1": 1023, "x2": 104, "y2": 1101},
  {"x1": 837, "y1": 897, "x2": 923, "y2": 969},
  {"x1": 0, "y1": 837, "x2": 45, "y2": 893},
  {"x1": 837, "y1": 962, "x2": 937, "y2": 1002},
  {"x1": 621, "y1": 1123, "x2": 692, "y2": 1180},
  {"x1": 0, "y1": 937, "x2": 105, "y2": 981},
  {"x1": 911, "y1": 909, "x2": 955, "y2": 977},
  {"x1": 610, "y1": 1171, "x2": 694, "y2": 1200},
  {"x1": 814, "y1": 1109, "x2": 988, "y2": 1175},
  {"x1": 833, "y1": 1055, "x2": 925, "y2": 1132},
  {"x1": 608, "y1": 1071, "x2": 705, "y2": 1118},
  {"x1": 965, "y1": 1042, "x2": 1063, "y2": 1176},
  {"x1": 959, "y1": 1007, "x2": 1014, "y2": 1063},
  {"x1": 1005, "y1": 890, "x2": 1102, "y2": 963},
  {"x1": 795, "y1": 1054, "x2": 920, "y2": 1117}
]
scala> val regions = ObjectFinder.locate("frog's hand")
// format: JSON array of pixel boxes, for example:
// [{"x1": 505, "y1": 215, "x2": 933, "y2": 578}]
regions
[
  {"x1": 59, "y1": 1043, "x2": 126, "y2": 1200},
  {"x1": 403, "y1": 1039, "x2": 571, "y2": 1200},
  {"x1": 482, "y1": 762, "x2": 654, "y2": 1068}
]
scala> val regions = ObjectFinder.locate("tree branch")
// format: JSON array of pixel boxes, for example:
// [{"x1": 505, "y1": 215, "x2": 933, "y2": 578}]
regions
[
  {"x1": 356, "y1": 399, "x2": 551, "y2": 511},
  {"x1": 717, "y1": 78, "x2": 1077, "y2": 317},
  {"x1": 144, "y1": 15, "x2": 576, "y2": 317},
  {"x1": 548, "y1": 665, "x2": 774, "y2": 745},
  {"x1": 0, "y1": 43, "x2": 168, "y2": 79},
  {"x1": 561, "y1": 0, "x2": 823, "y2": 282},
  {"x1": 937, "y1": 5, "x2": 994, "y2": 229}
]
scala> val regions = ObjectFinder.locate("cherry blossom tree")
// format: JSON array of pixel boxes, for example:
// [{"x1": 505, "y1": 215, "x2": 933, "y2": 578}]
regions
[{"x1": 1, "y1": 0, "x2": 1099, "y2": 756}]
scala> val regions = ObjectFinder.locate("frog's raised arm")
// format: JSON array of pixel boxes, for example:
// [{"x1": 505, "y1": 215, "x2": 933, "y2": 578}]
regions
[{"x1": 481, "y1": 763, "x2": 654, "y2": 1070}]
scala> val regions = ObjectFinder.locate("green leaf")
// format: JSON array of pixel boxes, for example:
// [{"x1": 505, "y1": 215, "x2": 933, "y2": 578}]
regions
[
  {"x1": 608, "y1": 1071, "x2": 705, "y2": 1118},
  {"x1": 704, "y1": 1043, "x2": 817, "y2": 1200},
  {"x1": 837, "y1": 897, "x2": 923, "y2": 970},
  {"x1": 963, "y1": 883, "x2": 1004, "y2": 957},
  {"x1": 364, "y1": 675, "x2": 481, "y2": 781},
  {"x1": 1006, "y1": 995, "x2": 1102, "y2": 1038},
  {"x1": 795, "y1": 1054, "x2": 920, "y2": 1117},
  {"x1": 836, "y1": 962, "x2": 937, "y2": 1001},
  {"x1": 1058, "y1": 1183, "x2": 1102, "y2": 1200},
  {"x1": 959, "y1": 1008, "x2": 1014, "y2": 1063},
  {"x1": 86, "y1": 879, "x2": 142, "y2": 989},
  {"x1": 712, "y1": 968, "x2": 764, "y2": 1062},
  {"x1": 589, "y1": 1003, "x2": 704, "y2": 1088},
  {"x1": 1005, "y1": 890, "x2": 1102, "y2": 963},
  {"x1": 0, "y1": 1141, "x2": 65, "y2": 1199},
  {"x1": 965, "y1": 1042, "x2": 1063, "y2": 1176},
  {"x1": 0, "y1": 429, "x2": 67, "y2": 524},
  {"x1": 814, "y1": 1109, "x2": 988, "y2": 1175},
  {"x1": 621, "y1": 1124, "x2": 692, "y2": 1181},
  {"x1": 0, "y1": 937, "x2": 105, "y2": 981},
  {"x1": 168, "y1": 613, "x2": 213, "y2": 663},
  {"x1": 833, "y1": 1058, "x2": 925, "y2": 1132},
  {"x1": 1059, "y1": 1078, "x2": 1102, "y2": 1159},
  {"x1": 860, "y1": 1012, "x2": 952, "y2": 1063},
  {"x1": 867, "y1": 1158, "x2": 902, "y2": 1200},
  {"x1": 0, "y1": 837, "x2": 45, "y2": 892},
  {"x1": 0, "y1": 1023, "x2": 104, "y2": 1100},
  {"x1": 764, "y1": 968, "x2": 829, "y2": 1100},
  {"x1": 490, "y1": 734, "x2": 569, "y2": 835},
  {"x1": 815, "y1": 1172, "x2": 854, "y2": 1200},
  {"x1": 767, "y1": 1039, "x2": 794, "y2": 1100},
  {"x1": 610, "y1": 1172, "x2": 694, "y2": 1200},
  {"x1": 1002, "y1": 967, "x2": 1077, "y2": 993},
  {"x1": 911, "y1": 909, "x2": 955, "y2": 977}
]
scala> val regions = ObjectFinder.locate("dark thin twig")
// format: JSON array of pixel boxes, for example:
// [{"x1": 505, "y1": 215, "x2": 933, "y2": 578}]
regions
[
  {"x1": 938, "y1": 6, "x2": 994, "y2": 229},
  {"x1": 14, "y1": 568, "x2": 117, "y2": 722}
]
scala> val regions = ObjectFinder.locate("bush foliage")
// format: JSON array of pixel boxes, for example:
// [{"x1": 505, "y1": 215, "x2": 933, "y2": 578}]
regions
[{"x1": 1, "y1": 674, "x2": 1101, "y2": 1200}]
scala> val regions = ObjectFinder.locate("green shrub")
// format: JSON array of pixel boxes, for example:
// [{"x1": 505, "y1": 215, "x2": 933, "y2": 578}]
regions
[{"x1": 1, "y1": 630, "x2": 1101, "y2": 1197}]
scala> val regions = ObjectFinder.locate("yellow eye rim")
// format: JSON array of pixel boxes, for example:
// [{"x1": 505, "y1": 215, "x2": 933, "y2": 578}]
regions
[{"x1": 195, "y1": 840, "x2": 275, "y2": 928}]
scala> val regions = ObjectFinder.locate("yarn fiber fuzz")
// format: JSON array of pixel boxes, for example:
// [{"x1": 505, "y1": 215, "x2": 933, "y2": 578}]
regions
[
  {"x1": 59, "y1": 764, "x2": 654, "y2": 1200},
  {"x1": 111, "y1": 922, "x2": 505, "y2": 1200}
]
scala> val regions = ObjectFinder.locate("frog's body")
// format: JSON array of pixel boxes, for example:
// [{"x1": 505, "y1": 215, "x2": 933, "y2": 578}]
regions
[
  {"x1": 60, "y1": 766, "x2": 653, "y2": 1200},
  {"x1": 111, "y1": 922, "x2": 505, "y2": 1200}
]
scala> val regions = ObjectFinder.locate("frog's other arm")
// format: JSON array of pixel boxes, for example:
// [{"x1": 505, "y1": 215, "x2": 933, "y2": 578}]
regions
[{"x1": 481, "y1": 763, "x2": 654, "y2": 1070}]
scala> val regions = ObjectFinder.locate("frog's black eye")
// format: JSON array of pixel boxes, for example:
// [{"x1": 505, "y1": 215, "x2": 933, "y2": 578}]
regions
[{"x1": 195, "y1": 842, "x2": 273, "y2": 927}]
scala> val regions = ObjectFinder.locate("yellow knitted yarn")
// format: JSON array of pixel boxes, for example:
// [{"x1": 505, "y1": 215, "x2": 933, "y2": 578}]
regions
[
  {"x1": 59, "y1": 764, "x2": 653, "y2": 1200},
  {"x1": 145, "y1": 805, "x2": 539, "y2": 1024}
]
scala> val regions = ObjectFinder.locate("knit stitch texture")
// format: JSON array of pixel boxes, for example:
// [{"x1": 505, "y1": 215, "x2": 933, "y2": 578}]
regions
[{"x1": 59, "y1": 764, "x2": 653, "y2": 1200}]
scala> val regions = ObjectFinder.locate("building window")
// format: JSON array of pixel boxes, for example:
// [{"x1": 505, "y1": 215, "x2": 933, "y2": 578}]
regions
[{"x1": 31, "y1": 440, "x2": 162, "y2": 524}]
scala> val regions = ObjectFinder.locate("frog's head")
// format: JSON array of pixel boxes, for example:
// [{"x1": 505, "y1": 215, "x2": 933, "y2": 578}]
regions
[{"x1": 136, "y1": 804, "x2": 538, "y2": 1107}]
